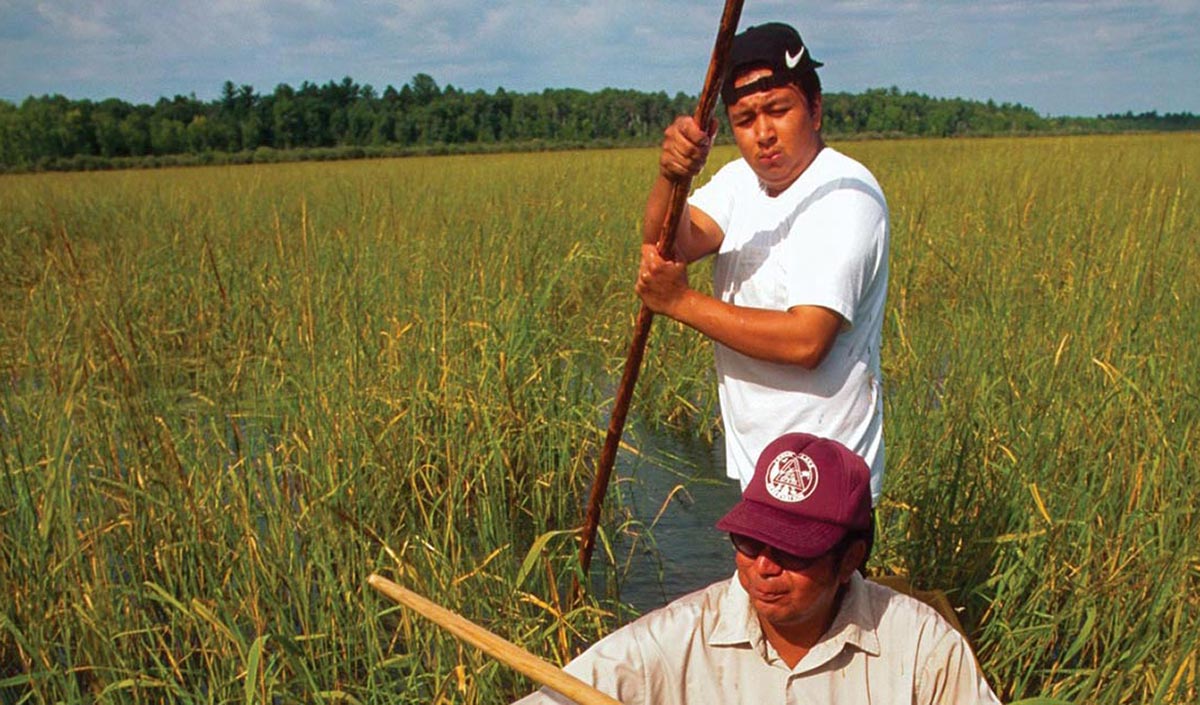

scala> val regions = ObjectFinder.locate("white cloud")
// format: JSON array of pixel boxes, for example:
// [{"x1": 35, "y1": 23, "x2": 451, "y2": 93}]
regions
[
  {"x1": 1, "y1": 0, "x2": 1196, "y2": 114},
  {"x1": 34, "y1": 1, "x2": 118, "y2": 41}
]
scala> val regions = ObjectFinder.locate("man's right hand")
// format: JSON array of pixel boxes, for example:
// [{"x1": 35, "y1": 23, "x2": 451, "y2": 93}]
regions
[{"x1": 659, "y1": 116, "x2": 716, "y2": 182}]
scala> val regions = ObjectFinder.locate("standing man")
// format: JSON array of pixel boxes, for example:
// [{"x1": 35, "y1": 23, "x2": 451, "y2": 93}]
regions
[
  {"x1": 513, "y1": 433, "x2": 1001, "y2": 704},
  {"x1": 638, "y1": 22, "x2": 889, "y2": 502}
]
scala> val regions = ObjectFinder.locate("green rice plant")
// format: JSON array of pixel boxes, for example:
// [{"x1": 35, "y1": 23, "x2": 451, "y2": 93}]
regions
[
  {"x1": 851, "y1": 133, "x2": 1199, "y2": 704},
  {"x1": 1, "y1": 134, "x2": 1197, "y2": 704}
]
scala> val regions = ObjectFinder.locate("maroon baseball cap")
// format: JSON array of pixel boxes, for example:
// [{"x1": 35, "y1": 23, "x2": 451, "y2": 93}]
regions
[{"x1": 716, "y1": 433, "x2": 871, "y2": 558}]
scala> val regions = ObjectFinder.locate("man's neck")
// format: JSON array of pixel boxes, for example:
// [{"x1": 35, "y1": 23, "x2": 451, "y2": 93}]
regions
[{"x1": 758, "y1": 583, "x2": 848, "y2": 669}]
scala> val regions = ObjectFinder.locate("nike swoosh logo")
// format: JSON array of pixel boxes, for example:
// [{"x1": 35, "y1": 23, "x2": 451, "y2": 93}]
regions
[{"x1": 785, "y1": 47, "x2": 805, "y2": 69}]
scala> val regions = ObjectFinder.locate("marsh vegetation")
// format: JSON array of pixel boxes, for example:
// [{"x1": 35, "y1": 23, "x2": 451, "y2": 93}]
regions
[{"x1": 1, "y1": 133, "x2": 1197, "y2": 703}]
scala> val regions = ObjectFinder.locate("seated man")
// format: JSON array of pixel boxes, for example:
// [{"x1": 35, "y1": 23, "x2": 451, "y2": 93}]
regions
[{"x1": 515, "y1": 433, "x2": 1001, "y2": 704}]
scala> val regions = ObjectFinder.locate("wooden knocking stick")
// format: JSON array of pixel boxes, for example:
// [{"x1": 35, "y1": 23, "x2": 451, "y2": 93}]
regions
[{"x1": 367, "y1": 574, "x2": 622, "y2": 705}]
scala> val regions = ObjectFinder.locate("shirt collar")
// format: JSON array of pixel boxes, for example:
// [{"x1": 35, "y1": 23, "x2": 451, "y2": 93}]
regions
[
  {"x1": 706, "y1": 572, "x2": 882, "y2": 669},
  {"x1": 796, "y1": 573, "x2": 881, "y2": 671},
  {"x1": 708, "y1": 572, "x2": 757, "y2": 647}
]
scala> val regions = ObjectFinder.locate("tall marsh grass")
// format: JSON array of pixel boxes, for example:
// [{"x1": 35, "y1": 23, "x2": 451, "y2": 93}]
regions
[{"x1": 2, "y1": 133, "x2": 1198, "y2": 703}]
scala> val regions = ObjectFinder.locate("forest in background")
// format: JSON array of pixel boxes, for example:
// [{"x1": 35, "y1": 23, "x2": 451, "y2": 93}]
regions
[{"x1": 2, "y1": 73, "x2": 1197, "y2": 172}]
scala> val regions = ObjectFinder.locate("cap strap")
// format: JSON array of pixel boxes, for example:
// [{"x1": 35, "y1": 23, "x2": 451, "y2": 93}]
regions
[{"x1": 723, "y1": 71, "x2": 797, "y2": 106}]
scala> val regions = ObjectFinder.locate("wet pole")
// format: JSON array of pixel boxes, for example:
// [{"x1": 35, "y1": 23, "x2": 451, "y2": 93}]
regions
[{"x1": 577, "y1": 0, "x2": 745, "y2": 580}]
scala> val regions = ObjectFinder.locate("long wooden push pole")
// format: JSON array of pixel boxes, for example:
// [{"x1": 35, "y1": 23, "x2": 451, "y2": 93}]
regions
[
  {"x1": 368, "y1": 574, "x2": 622, "y2": 705},
  {"x1": 578, "y1": 0, "x2": 745, "y2": 577}
]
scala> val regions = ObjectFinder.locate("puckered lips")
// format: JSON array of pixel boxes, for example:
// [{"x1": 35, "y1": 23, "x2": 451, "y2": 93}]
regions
[{"x1": 757, "y1": 150, "x2": 783, "y2": 168}]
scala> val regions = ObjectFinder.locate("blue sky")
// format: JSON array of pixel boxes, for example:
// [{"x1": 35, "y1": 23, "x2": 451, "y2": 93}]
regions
[{"x1": 1, "y1": 0, "x2": 1197, "y2": 117}]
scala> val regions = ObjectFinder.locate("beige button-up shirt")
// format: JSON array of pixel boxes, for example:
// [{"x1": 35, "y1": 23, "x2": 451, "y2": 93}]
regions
[{"x1": 514, "y1": 573, "x2": 1001, "y2": 704}]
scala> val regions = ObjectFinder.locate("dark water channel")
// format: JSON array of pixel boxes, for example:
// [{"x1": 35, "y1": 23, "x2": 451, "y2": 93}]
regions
[{"x1": 606, "y1": 423, "x2": 742, "y2": 614}]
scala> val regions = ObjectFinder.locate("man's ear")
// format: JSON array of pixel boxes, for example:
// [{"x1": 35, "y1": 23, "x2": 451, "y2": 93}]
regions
[
  {"x1": 836, "y1": 539, "x2": 867, "y2": 585},
  {"x1": 811, "y1": 93, "x2": 823, "y2": 132}
]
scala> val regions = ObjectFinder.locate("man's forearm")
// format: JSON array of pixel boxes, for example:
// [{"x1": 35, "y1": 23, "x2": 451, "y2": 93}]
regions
[
  {"x1": 642, "y1": 174, "x2": 690, "y2": 252},
  {"x1": 665, "y1": 289, "x2": 840, "y2": 368}
]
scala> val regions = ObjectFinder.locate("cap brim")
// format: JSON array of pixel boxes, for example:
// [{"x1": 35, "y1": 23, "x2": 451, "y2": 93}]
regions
[{"x1": 716, "y1": 498, "x2": 847, "y2": 559}]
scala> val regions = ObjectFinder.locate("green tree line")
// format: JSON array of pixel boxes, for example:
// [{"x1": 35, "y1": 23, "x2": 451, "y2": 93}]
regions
[
  {"x1": 1, "y1": 75, "x2": 1196, "y2": 172},
  {"x1": 0, "y1": 75, "x2": 693, "y2": 171}
]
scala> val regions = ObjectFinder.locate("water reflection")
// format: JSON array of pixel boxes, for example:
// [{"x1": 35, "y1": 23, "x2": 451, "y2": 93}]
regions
[{"x1": 609, "y1": 425, "x2": 742, "y2": 613}]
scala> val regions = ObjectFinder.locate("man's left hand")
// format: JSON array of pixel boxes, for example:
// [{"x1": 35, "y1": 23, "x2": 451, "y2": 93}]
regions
[{"x1": 636, "y1": 244, "x2": 691, "y2": 317}]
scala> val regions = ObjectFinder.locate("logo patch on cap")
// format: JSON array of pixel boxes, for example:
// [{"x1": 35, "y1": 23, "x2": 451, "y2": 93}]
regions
[
  {"x1": 764, "y1": 450, "x2": 819, "y2": 503},
  {"x1": 784, "y1": 46, "x2": 805, "y2": 69}
]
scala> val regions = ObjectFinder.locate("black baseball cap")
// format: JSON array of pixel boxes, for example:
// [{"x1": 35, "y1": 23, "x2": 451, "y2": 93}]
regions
[{"x1": 721, "y1": 22, "x2": 823, "y2": 106}]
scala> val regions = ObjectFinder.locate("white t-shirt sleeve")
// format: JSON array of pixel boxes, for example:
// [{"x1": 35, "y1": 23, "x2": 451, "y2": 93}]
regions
[
  {"x1": 780, "y1": 179, "x2": 887, "y2": 326},
  {"x1": 688, "y1": 161, "x2": 740, "y2": 235}
]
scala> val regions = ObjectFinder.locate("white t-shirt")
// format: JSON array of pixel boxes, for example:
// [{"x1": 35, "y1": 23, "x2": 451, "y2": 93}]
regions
[{"x1": 689, "y1": 147, "x2": 889, "y2": 501}]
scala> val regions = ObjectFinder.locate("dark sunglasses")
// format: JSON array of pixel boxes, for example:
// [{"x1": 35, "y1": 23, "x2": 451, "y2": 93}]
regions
[{"x1": 729, "y1": 533, "x2": 822, "y2": 572}]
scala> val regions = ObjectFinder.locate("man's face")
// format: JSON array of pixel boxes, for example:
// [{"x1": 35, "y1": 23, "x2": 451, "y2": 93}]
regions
[
  {"x1": 735, "y1": 539, "x2": 858, "y2": 636},
  {"x1": 726, "y1": 67, "x2": 824, "y2": 196}
]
